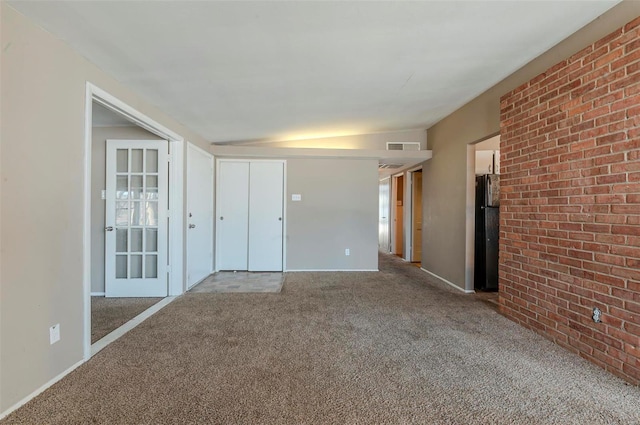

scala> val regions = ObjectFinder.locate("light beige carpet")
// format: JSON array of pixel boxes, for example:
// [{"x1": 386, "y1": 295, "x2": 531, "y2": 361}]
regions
[
  {"x1": 5, "y1": 254, "x2": 638, "y2": 424},
  {"x1": 91, "y1": 297, "x2": 162, "y2": 343}
]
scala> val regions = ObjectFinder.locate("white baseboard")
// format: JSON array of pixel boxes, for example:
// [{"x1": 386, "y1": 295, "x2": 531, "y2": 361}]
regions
[
  {"x1": 0, "y1": 358, "x2": 85, "y2": 420},
  {"x1": 0, "y1": 296, "x2": 179, "y2": 420},
  {"x1": 90, "y1": 291, "x2": 105, "y2": 297},
  {"x1": 285, "y1": 269, "x2": 378, "y2": 272},
  {"x1": 420, "y1": 268, "x2": 475, "y2": 294}
]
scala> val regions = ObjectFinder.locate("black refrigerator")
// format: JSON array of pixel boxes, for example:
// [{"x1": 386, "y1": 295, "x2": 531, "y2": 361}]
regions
[{"x1": 475, "y1": 174, "x2": 500, "y2": 291}]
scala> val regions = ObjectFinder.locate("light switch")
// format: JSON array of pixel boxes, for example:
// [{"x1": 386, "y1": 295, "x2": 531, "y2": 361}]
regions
[
  {"x1": 292, "y1": 194, "x2": 302, "y2": 201},
  {"x1": 50, "y1": 324, "x2": 60, "y2": 345}
]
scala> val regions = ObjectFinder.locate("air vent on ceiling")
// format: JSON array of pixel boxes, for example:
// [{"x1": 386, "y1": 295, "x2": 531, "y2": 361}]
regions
[
  {"x1": 386, "y1": 142, "x2": 421, "y2": 151},
  {"x1": 379, "y1": 163, "x2": 404, "y2": 169}
]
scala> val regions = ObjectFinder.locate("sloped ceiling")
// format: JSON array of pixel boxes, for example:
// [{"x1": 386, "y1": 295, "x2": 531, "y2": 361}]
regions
[{"x1": 9, "y1": 1, "x2": 620, "y2": 144}]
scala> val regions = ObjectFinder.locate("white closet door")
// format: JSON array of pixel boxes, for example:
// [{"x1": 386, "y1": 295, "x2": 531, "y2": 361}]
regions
[
  {"x1": 216, "y1": 161, "x2": 249, "y2": 271},
  {"x1": 248, "y1": 162, "x2": 284, "y2": 271}
]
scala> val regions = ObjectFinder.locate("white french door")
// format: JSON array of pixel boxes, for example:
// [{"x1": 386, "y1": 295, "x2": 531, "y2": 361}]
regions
[
  {"x1": 216, "y1": 160, "x2": 284, "y2": 272},
  {"x1": 105, "y1": 140, "x2": 168, "y2": 297},
  {"x1": 186, "y1": 143, "x2": 214, "y2": 289}
]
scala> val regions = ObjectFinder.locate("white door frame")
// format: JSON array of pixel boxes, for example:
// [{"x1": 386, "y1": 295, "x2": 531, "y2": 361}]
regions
[
  {"x1": 214, "y1": 158, "x2": 287, "y2": 272},
  {"x1": 390, "y1": 172, "x2": 404, "y2": 256},
  {"x1": 378, "y1": 177, "x2": 391, "y2": 252},
  {"x1": 83, "y1": 82, "x2": 185, "y2": 360},
  {"x1": 405, "y1": 166, "x2": 422, "y2": 262}
]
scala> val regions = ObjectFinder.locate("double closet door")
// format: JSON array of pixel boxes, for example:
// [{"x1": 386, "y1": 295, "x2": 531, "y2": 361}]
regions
[{"x1": 216, "y1": 160, "x2": 284, "y2": 271}]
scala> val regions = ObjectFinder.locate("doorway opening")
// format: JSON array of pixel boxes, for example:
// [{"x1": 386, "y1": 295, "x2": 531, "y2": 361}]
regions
[
  {"x1": 389, "y1": 168, "x2": 423, "y2": 265},
  {"x1": 84, "y1": 83, "x2": 184, "y2": 359},
  {"x1": 411, "y1": 170, "x2": 423, "y2": 264},
  {"x1": 392, "y1": 174, "x2": 404, "y2": 257},
  {"x1": 466, "y1": 133, "x2": 500, "y2": 296},
  {"x1": 378, "y1": 177, "x2": 391, "y2": 252}
]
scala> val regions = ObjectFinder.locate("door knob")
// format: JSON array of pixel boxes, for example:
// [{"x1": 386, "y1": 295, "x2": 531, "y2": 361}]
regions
[
  {"x1": 105, "y1": 226, "x2": 114, "y2": 231},
  {"x1": 220, "y1": 216, "x2": 224, "y2": 220},
  {"x1": 189, "y1": 224, "x2": 196, "y2": 229},
  {"x1": 278, "y1": 217, "x2": 282, "y2": 221}
]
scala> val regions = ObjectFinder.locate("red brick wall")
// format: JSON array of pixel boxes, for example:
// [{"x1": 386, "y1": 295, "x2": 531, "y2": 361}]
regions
[{"x1": 499, "y1": 16, "x2": 640, "y2": 385}]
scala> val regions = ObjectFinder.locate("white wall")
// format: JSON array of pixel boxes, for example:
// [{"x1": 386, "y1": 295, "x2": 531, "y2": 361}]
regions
[{"x1": 1, "y1": 4, "x2": 209, "y2": 413}]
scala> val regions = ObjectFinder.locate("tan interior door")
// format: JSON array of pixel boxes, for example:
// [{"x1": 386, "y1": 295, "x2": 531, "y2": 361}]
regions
[{"x1": 411, "y1": 171, "x2": 422, "y2": 262}]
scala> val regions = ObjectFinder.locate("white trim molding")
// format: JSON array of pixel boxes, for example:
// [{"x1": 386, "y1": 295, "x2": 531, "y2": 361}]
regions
[
  {"x1": 168, "y1": 139, "x2": 185, "y2": 296},
  {"x1": 0, "y1": 296, "x2": 178, "y2": 420},
  {"x1": 0, "y1": 359, "x2": 85, "y2": 420},
  {"x1": 89, "y1": 85, "x2": 182, "y2": 142},
  {"x1": 420, "y1": 267, "x2": 475, "y2": 294},
  {"x1": 90, "y1": 292, "x2": 105, "y2": 297}
]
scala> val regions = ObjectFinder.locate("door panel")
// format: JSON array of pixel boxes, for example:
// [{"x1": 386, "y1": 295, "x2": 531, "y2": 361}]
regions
[
  {"x1": 105, "y1": 140, "x2": 168, "y2": 297},
  {"x1": 216, "y1": 161, "x2": 249, "y2": 270},
  {"x1": 248, "y1": 162, "x2": 284, "y2": 271},
  {"x1": 484, "y1": 207, "x2": 500, "y2": 291},
  {"x1": 394, "y1": 176, "x2": 404, "y2": 255},
  {"x1": 186, "y1": 144, "x2": 214, "y2": 288},
  {"x1": 411, "y1": 171, "x2": 422, "y2": 262}
]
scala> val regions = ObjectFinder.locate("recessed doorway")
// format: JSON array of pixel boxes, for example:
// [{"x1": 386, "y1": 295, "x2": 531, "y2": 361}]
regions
[
  {"x1": 409, "y1": 169, "x2": 423, "y2": 264},
  {"x1": 466, "y1": 134, "x2": 500, "y2": 294},
  {"x1": 392, "y1": 174, "x2": 404, "y2": 257},
  {"x1": 84, "y1": 84, "x2": 185, "y2": 359}
]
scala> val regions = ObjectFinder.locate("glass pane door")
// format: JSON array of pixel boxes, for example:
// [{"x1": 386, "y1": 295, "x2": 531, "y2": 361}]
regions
[
  {"x1": 114, "y1": 148, "x2": 159, "y2": 280},
  {"x1": 105, "y1": 140, "x2": 168, "y2": 297}
]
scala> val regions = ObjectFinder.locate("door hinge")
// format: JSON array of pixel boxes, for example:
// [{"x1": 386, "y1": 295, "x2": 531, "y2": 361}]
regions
[{"x1": 167, "y1": 155, "x2": 172, "y2": 163}]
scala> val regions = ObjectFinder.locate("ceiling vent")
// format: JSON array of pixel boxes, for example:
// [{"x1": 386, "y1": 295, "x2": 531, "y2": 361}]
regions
[
  {"x1": 379, "y1": 163, "x2": 404, "y2": 169},
  {"x1": 386, "y1": 142, "x2": 421, "y2": 151}
]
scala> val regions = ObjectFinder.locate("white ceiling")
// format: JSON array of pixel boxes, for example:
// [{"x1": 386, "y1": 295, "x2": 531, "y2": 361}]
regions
[{"x1": 9, "y1": 1, "x2": 619, "y2": 144}]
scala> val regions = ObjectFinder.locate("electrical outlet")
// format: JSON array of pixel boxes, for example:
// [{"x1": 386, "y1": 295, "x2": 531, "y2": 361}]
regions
[
  {"x1": 345, "y1": 248, "x2": 350, "y2": 256},
  {"x1": 49, "y1": 324, "x2": 60, "y2": 345},
  {"x1": 592, "y1": 307, "x2": 602, "y2": 323}
]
